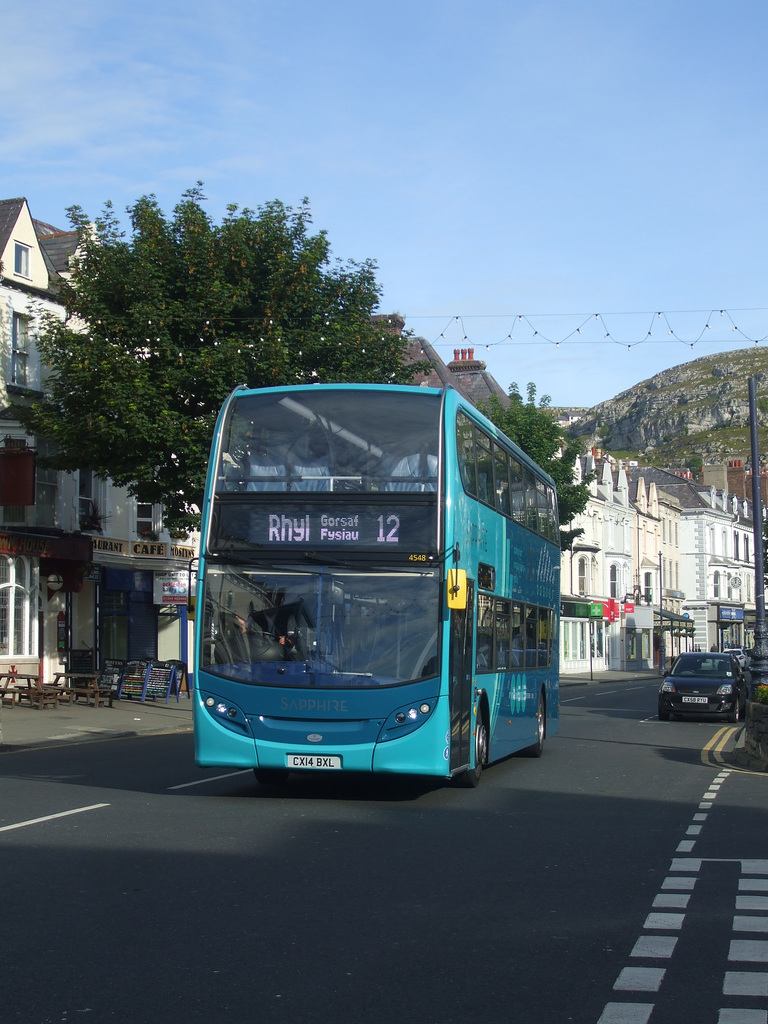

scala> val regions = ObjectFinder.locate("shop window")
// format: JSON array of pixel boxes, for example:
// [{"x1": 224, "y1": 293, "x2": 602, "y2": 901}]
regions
[
  {"x1": 0, "y1": 556, "x2": 37, "y2": 657},
  {"x1": 626, "y1": 629, "x2": 637, "y2": 660}
]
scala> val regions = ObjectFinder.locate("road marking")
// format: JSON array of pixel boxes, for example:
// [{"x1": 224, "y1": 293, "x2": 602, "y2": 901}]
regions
[
  {"x1": 630, "y1": 935, "x2": 678, "y2": 958},
  {"x1": 0, "y1": 803, "x2": 109, "y2": 833},
  {"x1": 597, "y1": 1003, "x2": 654, "y2": 1024},
  {"x1": 168, "y1": 769, "x2": 252, "y2": 790},
  {"x1": 718, "y1": 1009, "x2": 768, "y2": 1024},
  {"x1": 729, "y1": 941, "x2": 768, "y2": 962},
  {"x1": 613, "y1": 968, "x2": 665, "y2": 992},
  {"x1": 701, "y1": 727, "x2": 741, "y2": 767},
  {"x1": 723, "y1": 972, "x2": 768, "y2": 997}
]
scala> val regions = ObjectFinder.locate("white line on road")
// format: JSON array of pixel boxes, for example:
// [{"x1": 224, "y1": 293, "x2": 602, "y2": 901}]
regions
[
  {"x1": 168, "y1": 770, "x2": 252, "y2": 790},
  {"x1": 0, "y1": 803, "x2": 110, "y2": 833}
]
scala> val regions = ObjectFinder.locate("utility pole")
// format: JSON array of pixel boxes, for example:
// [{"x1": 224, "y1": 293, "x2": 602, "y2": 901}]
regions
[{"x1": 748, "y1": 377, "x2": 768, "y2": 697}]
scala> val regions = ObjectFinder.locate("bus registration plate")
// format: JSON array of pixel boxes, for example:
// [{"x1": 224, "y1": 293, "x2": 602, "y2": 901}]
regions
[{"x1": 287, "y1": 754, "x2": 342, "y2": 770}]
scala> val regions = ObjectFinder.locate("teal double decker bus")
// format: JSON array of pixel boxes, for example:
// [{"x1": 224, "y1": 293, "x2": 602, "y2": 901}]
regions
[{"x1": 193, "y1": 384, "x2": 560, "y2": 787}]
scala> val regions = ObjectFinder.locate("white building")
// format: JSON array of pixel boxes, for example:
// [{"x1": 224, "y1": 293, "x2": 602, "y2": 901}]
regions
[{"x1": 0, "y1": 197, "x2": 197, "y2": 686}]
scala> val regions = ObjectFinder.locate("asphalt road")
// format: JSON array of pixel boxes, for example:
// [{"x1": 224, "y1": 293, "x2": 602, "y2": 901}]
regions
[{"x1": 0, "y1": 677, "x2": 765, "y2": 1024}]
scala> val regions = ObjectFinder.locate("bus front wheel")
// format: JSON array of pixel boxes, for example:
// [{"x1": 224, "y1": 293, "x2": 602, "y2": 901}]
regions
[{"x1": 460, "y1": 708, "x2": 489, "y2": 788}]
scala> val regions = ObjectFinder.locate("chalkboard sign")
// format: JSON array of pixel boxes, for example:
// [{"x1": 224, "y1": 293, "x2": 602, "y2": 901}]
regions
[
  {"x1": 69, "y1": 649, "x2": 94, "y2": 673},
  {"x1": 119, "y1": 660, "x2": 150, "y2": 700},
  {"x1": 98, "y1": 659, "x2": 125, "y2": 694},
  {"x1": 144, "y1": 661, "x2": 178, "y2": 702}
]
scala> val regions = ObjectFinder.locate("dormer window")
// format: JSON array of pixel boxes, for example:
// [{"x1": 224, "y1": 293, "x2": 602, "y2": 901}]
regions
[{"x1": 14, "y1": 242, "x2": 30, "y2": 278}]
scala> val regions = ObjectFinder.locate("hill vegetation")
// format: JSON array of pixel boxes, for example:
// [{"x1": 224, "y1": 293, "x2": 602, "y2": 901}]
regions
[{"x1": 569, "y1": 347, "x2": 768, "y2": 467}]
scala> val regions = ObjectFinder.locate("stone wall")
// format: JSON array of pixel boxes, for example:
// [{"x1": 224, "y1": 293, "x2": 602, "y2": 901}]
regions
[{"x1": 743, "y1": 701, "x2": 768, "y2": 770}]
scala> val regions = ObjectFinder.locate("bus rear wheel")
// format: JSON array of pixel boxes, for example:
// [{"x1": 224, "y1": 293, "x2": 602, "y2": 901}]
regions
[
  {"x1": 460, "y1": 708, "x2": 488, "y2": 788},
  {"x1": 522, "y1": 690, "x2": 546, "y2": 757}
]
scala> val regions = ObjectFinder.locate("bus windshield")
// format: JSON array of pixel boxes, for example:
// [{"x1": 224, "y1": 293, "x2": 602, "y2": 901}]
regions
[
  {"x1": 202, "y1": 563, "x2": 440, "y2": 689},
  {"x1": 216, "y1": 388, "x2": 441, "y2": 494}
]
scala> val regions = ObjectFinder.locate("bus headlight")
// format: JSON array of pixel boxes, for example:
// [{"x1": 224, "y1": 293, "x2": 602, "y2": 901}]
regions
[{"x1": 379, "y1": 698, "x2": 438, "y2": 742}]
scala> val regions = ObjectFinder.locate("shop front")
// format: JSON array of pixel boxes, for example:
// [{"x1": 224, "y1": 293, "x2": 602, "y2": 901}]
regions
[
  {"x1": 0, "y1": 529, "x2": 92, "y2": 681},
  {"x1": 715, "y1": 604, "x2": 744, "y2": 650},
  {"x1": 560, "y1": 598, "x2": 607, "y2": 676},
  {"x1": 64, "y1": 536, "x2": 196, "y2": 677}
]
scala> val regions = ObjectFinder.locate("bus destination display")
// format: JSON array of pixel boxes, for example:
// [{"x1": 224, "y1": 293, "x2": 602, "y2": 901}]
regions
[{"x1": 214, "y1": 501, "x2": 436, "y2": 553}]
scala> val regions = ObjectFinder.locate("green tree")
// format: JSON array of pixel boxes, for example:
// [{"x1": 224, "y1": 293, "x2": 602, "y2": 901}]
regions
[
  {"x1": 17, "y1": 187, "x2": 418, "y2": 532},
  {"x1": 482, "y1": 382, "x2": 591, "y2": 549}
]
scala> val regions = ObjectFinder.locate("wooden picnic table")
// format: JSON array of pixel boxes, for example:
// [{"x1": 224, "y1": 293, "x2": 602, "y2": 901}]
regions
[
  {"x1": 0, "y1": 672, "x2": 63, "y2": 710},
  {"x1": 52, "y1": 672, "x2": 114, "y2": 708}
]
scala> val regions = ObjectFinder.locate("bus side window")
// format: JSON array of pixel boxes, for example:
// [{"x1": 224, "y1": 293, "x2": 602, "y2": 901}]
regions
[
  {"x1": 524, "y1": 604, "x2": 538, "y2": 667},
  {"x1": 476, "y1": 431, "x2": 494, "y2": 506},
  {"x1": 509, "y1": 457, "x2": 525, "y2": 524},
  {"x1": 456, "y1": 413, "x2": 477, "y2": 496},
  {"x1": 494, "y1": 445, "x2": 510, "y2": 516}
]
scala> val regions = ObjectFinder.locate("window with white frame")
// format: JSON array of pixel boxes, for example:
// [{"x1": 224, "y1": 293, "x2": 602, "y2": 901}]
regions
[
  {"x1": 136, "y1": 501, "x2": 158, "y2": 539},
  {"x1": 11, "y1": 313, "x2": 29, "y2": 386},
  {"x1": 713, "y1": 571, "x2": 720, "y2": 598},
  {"x1": 609, "y1": 563, "x2": 619, "y2": 599},
  {"x1": 577, "y1": 557, "x2": 588, "y2": 596},
  {"x1": 14, "y1": 243, "x2": 30, "y2": 278},
  {"x1": 644, "y1": 571, "x2": 653, "y2": 604},
  {"x1": 0, "y1": 556, "x2": 37, "y2": 656}
]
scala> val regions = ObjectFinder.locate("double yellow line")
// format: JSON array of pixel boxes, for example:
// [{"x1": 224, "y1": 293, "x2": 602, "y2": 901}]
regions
[{"x1": 701, "y1": 725, "x2": 741, "y2": 767}]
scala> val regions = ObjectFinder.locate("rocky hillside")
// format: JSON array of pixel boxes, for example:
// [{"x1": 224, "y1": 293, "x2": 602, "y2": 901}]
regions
[{"x1": 570, "y1": 347, "x2": 768, "y2": 464}]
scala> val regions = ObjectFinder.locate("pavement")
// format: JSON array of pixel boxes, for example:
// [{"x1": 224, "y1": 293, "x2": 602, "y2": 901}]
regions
[
  {"x1": 0, "y1": 669, "x2": 762, "y2": 771},
  {"x1": 0, "y1": 669, "x2": 650, "y2": 753},
  {"x1": 0, "y1": 692, "x2": 194, "y2": 752}
]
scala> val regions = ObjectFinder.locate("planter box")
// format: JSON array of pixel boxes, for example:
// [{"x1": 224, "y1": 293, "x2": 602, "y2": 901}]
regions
[{"x1": 743, "y1": 701, "x2": 768, "y2": 770}]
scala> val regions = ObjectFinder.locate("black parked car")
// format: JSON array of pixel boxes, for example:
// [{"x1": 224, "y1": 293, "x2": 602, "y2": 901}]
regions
[{"x1": 658, "y1": 652, "x2": 746, "y2": 722}]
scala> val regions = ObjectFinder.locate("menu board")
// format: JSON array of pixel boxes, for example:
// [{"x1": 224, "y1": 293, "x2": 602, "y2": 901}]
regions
[
  {"x1": 144, "y1": 662, "x2": 178, "y2": 701},
  {"x1": 99, "y1": 659, "x2": 125, "y2": 693},
  {"x1": 118, "y1": 660, "x2": 179, "y2": 702},
  {"x1": 120, "y1": 661, "x2": 150, "y2": 700},
  {"x1": 69, "y1": 649, "x2": 94, "y2": 673}
]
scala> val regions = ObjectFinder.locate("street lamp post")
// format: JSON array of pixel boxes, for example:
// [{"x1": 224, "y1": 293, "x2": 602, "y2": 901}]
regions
[
  {"x1": 748, "y1": 377, "x2": 768, "y2": 698},
  {"x1": 658, "y1": 551, "x2": 666, "y2": 674}
]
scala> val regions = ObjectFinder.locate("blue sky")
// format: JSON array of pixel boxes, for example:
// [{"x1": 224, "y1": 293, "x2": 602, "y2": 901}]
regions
[{"x1": 3, "y1": 0, "x2": 767, "y2": 406}]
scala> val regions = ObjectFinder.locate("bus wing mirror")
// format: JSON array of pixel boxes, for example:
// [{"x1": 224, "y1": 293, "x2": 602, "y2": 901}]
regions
[
  {"x1": 187, "y1": 559, "x2": 198, "y2": 619},
  {"x1": 446, "y1": 568, "x2": 467, "y2": 610}
]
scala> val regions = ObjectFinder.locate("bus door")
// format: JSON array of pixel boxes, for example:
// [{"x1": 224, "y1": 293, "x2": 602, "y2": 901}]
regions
[{"x1": 448, "y1": 579, "x2": 474, "y2": 773}]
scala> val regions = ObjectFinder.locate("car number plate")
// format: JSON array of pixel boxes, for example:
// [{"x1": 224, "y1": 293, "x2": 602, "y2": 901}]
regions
[
  {"x1": 682, "y1": 696, "x2": 709, "y2": 704},
  {"x1": 287, "y1": 754, "x2": 342, "y2": 770}
]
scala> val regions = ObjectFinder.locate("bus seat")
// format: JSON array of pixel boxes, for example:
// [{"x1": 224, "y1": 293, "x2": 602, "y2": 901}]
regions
[{"x1": 386, "y1": 454, "x2": 438, "y2": 491}]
